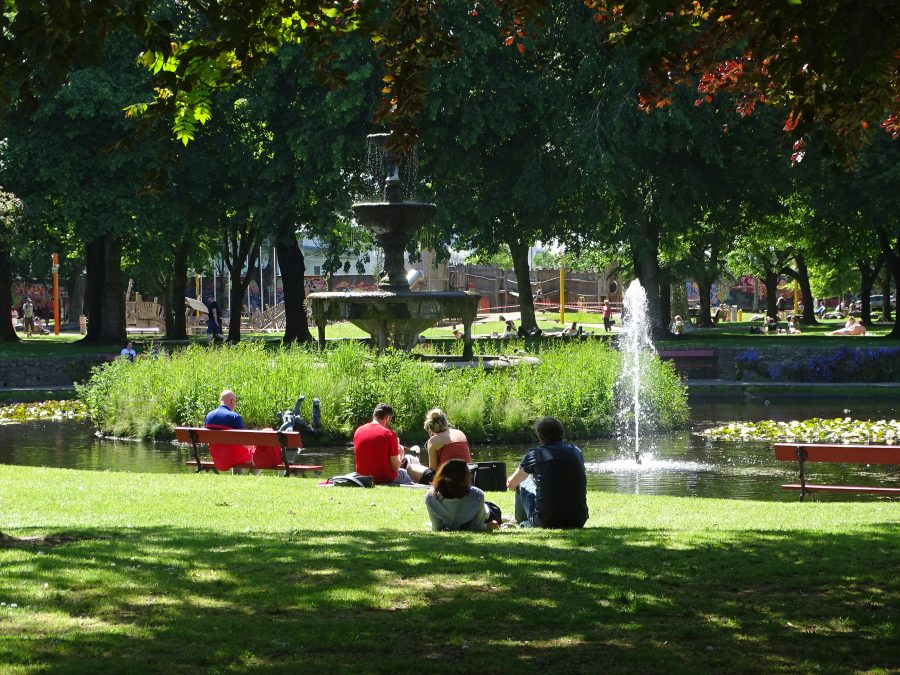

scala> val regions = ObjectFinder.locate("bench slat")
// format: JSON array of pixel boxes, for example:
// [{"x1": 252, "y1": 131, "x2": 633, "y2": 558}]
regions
[
  {"x1": 175, "y1": 427, "x2": 302, "y2": 448},
  {"x1": 186, "y1": 460, "x2": 323, "y2": 472},
  {"x1": 781, "y1": 484, "x2": 900, "y2": 495},
  {"x1": 774, "y1": 443, "x2": 900, "y2": 465}
]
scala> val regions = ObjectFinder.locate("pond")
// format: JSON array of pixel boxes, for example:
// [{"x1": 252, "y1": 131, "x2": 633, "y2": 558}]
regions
[{"x1": 1, "y1": 398, "x2": 898, "y2": 501}]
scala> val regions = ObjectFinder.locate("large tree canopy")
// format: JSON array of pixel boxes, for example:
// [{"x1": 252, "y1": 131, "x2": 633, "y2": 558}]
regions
[{"x1": 4, "y1": 1, "x2": 898, "y2": 158}]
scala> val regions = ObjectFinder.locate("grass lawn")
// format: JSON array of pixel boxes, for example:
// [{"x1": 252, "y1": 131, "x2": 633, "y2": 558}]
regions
[
  {"x1": 0, "y1": 334, "x2": 116, "y2": 359},
  {"x1": 1, "y1": 466, "x2": 898, "y2": 673}
]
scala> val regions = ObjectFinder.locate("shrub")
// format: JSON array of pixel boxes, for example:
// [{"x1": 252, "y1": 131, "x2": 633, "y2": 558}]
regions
[{"x1": 79, "y1": 340, "x2": 689, "y2": 443}]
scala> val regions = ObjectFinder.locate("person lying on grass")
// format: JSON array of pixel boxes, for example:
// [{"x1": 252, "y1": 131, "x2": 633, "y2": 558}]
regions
[
  {"x1": 405, "y1": 408, "x2": 471, "y2": 485},
  {"x1": 425, "y1": 460, "x2": 501, "y2": 532},
  {"x1": 829, "y1": 316, "x2": 866, "y2": 336},
  {"x1": 507, "y1": 416, "x2": 588, "y2": 529}
]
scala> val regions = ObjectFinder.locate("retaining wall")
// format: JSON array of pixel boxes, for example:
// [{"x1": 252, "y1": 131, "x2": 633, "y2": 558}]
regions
[{"x1": 0, "y1": 355, "x2": 109, "y2": 388}]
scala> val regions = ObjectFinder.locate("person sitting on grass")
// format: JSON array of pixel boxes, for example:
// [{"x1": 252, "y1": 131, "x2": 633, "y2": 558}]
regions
[
  {"x1": 451, "y1": 325, "x2": 463, "y2": 340},
  {"x1": 425, "y1": 460, "x2": 501, "y2": 532},
  {"x1": 562, "y1": 321, "x2": 579, "y2": 337},
  {"x1": 829, "y1": 316, "x2": 866, "y2": 336},
  {"x1": 504, "y1": 320, "x2": 517, "y2": 338},
  {"x1": 353, "y1": 403, "x2": 414, "y2": 485},
  {"x1": 204, "y1": 390, "x2": 259, "y2": 474},
  {"x1": 507, "y1": 416, "x2": 588, "y2": 529},
  {"x1": 405, "y1": 408, "x2": 471, "y2": 485}
]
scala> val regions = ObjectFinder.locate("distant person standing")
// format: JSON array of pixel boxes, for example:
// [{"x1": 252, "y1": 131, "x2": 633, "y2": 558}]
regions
[
  {"x1": 776, "y1": 295, "x2": 787, "y2": 321},
  {"x1": 22, "y1": 298, "x2": 35, "y2": 338},
  {"x1": 205, "y1": 293, "x2": 225, "y2": 342},
  {"x1": 603, "y1": 301, "x2": 612, "y2": 332}
]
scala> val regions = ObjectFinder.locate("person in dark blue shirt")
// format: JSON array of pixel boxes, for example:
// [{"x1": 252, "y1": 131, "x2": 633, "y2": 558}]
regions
[
  {"x1": 204, "y1": 390, "x2": 254, "y2": 473},
  {"x1": 204, "y1": 390, "x2": 245, "y2": 430},
  {"x1": 506, "y1": 416, "x2": 588, "y2": 529}
]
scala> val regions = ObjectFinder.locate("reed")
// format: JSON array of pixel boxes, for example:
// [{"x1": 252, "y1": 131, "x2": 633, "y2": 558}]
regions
[{"x1": 79, "y1": 341, "x2": 688, "y2": 443}]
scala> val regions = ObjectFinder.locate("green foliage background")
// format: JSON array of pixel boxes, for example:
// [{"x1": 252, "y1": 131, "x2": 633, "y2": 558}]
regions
[{"x1": 79, "y1": 341, "x2": 688, "y2": 443}]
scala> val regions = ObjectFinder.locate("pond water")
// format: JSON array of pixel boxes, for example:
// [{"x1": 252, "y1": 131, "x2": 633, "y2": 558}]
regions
[{"x1": 1, "y1": 399, "x2": 898, "y2": 501}]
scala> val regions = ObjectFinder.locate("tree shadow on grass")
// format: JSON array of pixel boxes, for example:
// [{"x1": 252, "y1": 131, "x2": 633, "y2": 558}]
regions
[{"x1": 1, "y1": 525, "x2": 898, "y2": 673}]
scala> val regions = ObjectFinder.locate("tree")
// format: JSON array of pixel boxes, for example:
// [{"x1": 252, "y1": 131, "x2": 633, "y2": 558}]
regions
[
  {"x1": 0, "y1": 189, "x2": 25, "y2": 342},
  {"x1": 1, "y1": 31, "x2": 161, "y2": 343}
]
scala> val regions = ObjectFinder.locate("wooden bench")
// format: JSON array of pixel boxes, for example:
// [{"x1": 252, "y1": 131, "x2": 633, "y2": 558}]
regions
[
  {"x1": 774, "y1": 443, "x2": 900, "y2": 501},
  {"x1": 657, "y1": 349, "x2": 717, "y2": 378},
  {"x1": 174, "y1": 427, "x2": 323, "y2": 477}
]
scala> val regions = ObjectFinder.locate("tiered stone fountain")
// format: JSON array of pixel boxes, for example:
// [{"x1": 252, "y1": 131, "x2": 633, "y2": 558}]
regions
[{"x1": 308, "y1": 134, "x2": 480, "y2": 359}]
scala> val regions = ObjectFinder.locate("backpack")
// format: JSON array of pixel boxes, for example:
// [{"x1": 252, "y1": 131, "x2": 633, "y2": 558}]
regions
[{"x1": 330, "y1": 472, "x2": 375, "y2": 488}]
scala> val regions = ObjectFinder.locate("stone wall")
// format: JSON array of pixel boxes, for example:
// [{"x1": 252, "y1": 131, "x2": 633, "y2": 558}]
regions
[
  {"x1": 0, "y1": 354, "x2": 109, "y2": 388},
  {"x1": 661, "y1": 344, "x2": 900, "y2": 382}
]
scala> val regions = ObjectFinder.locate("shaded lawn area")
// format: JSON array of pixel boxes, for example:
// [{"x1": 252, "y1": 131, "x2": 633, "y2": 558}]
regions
[{"x1": 1, "y1": 467, "x2": 898, "y2": 673}]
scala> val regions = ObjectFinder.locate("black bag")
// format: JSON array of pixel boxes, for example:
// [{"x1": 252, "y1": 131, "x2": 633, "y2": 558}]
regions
[
  {"x1": 484, "y1": 500, "x2": 502, "y2": 525},
  {"x1": 471, "y1": 461, "x2": 507, "y2": 492},
  {"x1": 330, "y1": 472, "x2": 374, "y2": 488}
]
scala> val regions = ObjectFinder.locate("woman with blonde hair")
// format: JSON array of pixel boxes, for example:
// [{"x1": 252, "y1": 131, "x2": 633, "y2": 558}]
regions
[{"x1": 405, "y1": 407, "x2": 471, "y2": 485}]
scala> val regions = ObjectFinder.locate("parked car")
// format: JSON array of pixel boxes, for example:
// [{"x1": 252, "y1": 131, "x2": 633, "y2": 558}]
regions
[{"x1": 868, "y1": 295, "x2": 897, "y2": 311}]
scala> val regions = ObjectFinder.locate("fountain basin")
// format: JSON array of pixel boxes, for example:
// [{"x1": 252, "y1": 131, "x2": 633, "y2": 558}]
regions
[{"x1": 308, "y1": 290, "x2": 480, "y2": 356}]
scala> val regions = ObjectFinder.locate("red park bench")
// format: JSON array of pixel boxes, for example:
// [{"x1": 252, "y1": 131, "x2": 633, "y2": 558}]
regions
[
  {"x1": 656, "y1": 349, "x2": 717, "y2": 378},
  {"x1": 174, "y1": 427, "x2": 323, "y2": 478},
  {"x1": 774, "y1": 443, "x2": 900, "y2": 501}
]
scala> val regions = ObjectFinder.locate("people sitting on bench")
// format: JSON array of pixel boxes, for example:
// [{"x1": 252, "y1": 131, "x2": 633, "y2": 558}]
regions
[
  {"x1": 425, "y1": 460, "x2": 500, "y2": 532},
  {"x1": 405, "y1": 408, "x2": 471, "y2": 485},
  {"x1": 204, "y1": 390, "x2": 260, "y2": 474},
  {"x1": 829, "y1": 316, "x2": 866, "y2": 336}
]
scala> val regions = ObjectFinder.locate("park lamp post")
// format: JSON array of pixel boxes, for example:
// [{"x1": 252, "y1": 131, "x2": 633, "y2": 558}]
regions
[{"x1": 51, "y1": 252, "x2": 60, "y2": 335}]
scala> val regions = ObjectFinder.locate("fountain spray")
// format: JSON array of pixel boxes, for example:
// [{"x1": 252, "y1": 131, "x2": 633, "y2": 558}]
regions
[{"x1": 616, "y1": 280, "x2": 656, "y2": 464}]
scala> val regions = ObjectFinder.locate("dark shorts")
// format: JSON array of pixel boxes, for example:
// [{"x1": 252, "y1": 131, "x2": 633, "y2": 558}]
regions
[{"x1": 23, "y1": 317, "x2": 34, "y2": 329}]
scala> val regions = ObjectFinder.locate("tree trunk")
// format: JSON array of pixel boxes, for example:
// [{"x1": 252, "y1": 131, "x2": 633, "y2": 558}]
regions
[
  {"x1": 277, "y1": 235, "x2": 313, "y2": 344},
  {"x1": 99, "y1": 236, "x2": 125, "y2": 341},
  {"x1": 696, "y1": 278, "x2": 714, "y2": 328},
  {"x1": 764, "y1": 270, "x2": 778, "y2": 319},
  {"x1": 70, "y1": 263, "x2": 86, "y2": 321},
  {"x1": 881, "y1": 274, "x2": 893, "y2": 323},
  {"x1": 632, "y1": 216, "x2": 667, "y2": 337},
  {"x1": 506, "y1": 237, "x2": 536, "y2": 331},
  {"x1": 875, "y1": 227, "x2": 900, "y2": 339},
  {"x1": 170, "y1": 237, "x2": 190, "y2": 340},
  {"x1": 0, "y1": 238, "x2": 18, "y2": 341},
  {"x1": 84, "y1": 237, "x2": 105, "y2": 342},
  {"x1": 227, "y1": 246, "x2": 260, "y2": 343},
  {"x1": 658, "y1": 267, "x2": 672, "y2": 329},
  {"x1": 794, "y1": 253, "x2": 817, "y2": 325},
  {"x1": 856, "y1": 259, "x2": 880, "y2": 326}
]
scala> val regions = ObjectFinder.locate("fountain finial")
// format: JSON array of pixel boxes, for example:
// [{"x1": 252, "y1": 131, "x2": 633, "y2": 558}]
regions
[{"x1": 367, "y1": 132, "x2": 402, "y2": 203}]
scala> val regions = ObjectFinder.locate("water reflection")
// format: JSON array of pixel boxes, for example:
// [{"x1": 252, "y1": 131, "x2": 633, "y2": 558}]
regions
[{"x1": 1, "y1": 398, "x2": 898, "y2": 502}]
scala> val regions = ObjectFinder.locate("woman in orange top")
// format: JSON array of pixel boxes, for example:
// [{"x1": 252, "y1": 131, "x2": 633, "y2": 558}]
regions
[{"x1": 405, "y1": 408, "x2": 471, "y2": 484}]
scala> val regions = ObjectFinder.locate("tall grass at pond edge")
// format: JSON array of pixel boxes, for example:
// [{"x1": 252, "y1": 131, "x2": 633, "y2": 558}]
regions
[{"x1": 78, "y1": 341, "x2": 689, "y2": 443}]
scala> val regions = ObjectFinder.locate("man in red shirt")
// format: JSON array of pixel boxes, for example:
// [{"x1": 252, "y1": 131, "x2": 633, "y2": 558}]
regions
[{"x1": 353, "y1": 403, "x2": 414, "y2": 485}]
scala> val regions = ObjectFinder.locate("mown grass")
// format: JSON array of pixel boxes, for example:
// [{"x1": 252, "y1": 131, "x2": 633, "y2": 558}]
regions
[
  {"x1": 1, "y1": 465, "x2": 898, "y2": 674},
  {"x1": 78, "y1": 341, "x2": 688, "y2": 443}
]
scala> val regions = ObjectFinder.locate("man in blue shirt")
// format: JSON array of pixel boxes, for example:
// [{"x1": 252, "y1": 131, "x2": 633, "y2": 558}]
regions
[
  {"x1": 204, "y1": 390, "x2": 245, "y2": 430},
  {"x1": 506, "y1": 416, "x2": 588, "y2": 529},
  {"x1": 204, "y1": 390, "x2": 255, "y2": 473}
]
